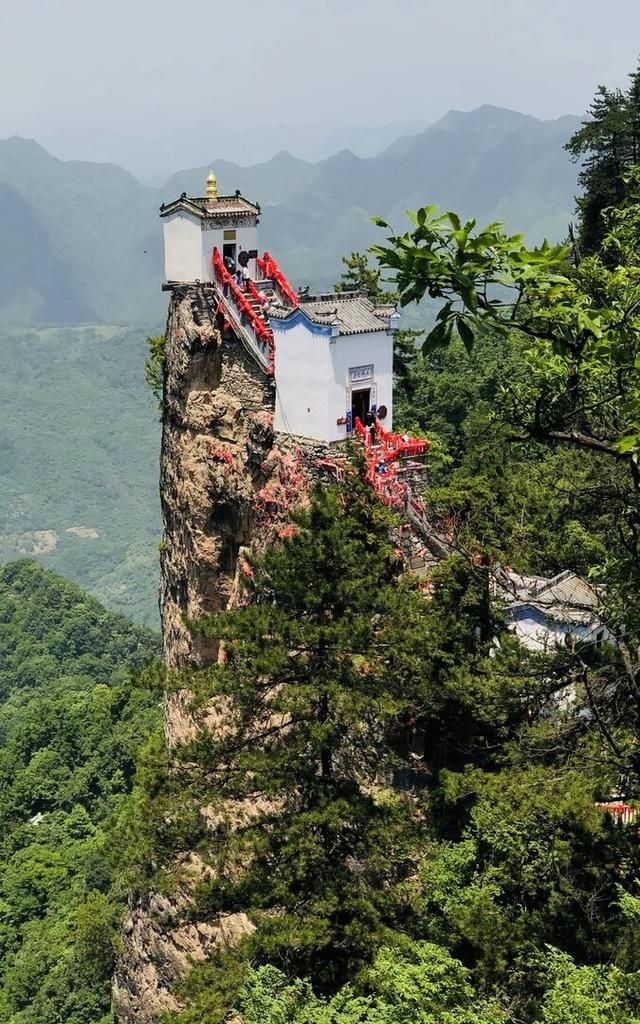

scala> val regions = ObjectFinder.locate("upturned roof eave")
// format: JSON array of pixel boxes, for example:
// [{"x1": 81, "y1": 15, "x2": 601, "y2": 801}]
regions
[{"x1": 159, "y1": 195, "x2": 260, "y2": 219}]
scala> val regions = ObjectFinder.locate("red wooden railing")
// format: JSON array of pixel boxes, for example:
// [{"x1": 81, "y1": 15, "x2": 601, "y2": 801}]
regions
[
  {"x1": 212, "y1": 248, "x2": 274, "y2": 374},
  {"x1": 595, "y1": 801, "x2": 638, "y2": 826},
  {"x1": 353, "y1": 416, "x2": 429, "y2": 508},
  {"x1": 257, "y1": 251, "x2": 299, "y2": 308},
  {"x1": 246, "y1": 277, "x2": 265, "y2": 306}
]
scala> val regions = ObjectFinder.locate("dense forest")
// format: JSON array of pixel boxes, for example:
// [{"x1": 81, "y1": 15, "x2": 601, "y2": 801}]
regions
[
  {"x1": 0, "y1": 561, "x2": 159, "y2": 1023},
  {"x1": 0, "y1": 324, "x2": 161, "y2": 626},
  {"x1": 4, "y1": 64, "x2": 640, "y2": 1024}
]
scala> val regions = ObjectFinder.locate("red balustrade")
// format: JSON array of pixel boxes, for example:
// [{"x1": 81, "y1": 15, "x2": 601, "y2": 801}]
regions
[
  {"x1": 352, "y1": 415, "x2": 429, "y2": 508},
  {"x1": 258, "y1": 251, "x2": 298, "y2": 308},
  {"x1": 212, "y1": 248, "x2": 274, "y2": 373}
]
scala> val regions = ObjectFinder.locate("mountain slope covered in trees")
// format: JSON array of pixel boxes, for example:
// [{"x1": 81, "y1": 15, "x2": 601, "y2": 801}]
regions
[
  {"x1": 0, "y1": 560, "x2": 160, "y2": 1024},
  {"x1": 0, "y1": 324, "x2": 161, "y2": 626}
]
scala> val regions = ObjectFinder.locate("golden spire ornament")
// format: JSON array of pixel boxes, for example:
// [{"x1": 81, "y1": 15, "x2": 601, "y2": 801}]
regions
[{"x1": 206, "y1": 171, "x2": 217, "y2": 202}]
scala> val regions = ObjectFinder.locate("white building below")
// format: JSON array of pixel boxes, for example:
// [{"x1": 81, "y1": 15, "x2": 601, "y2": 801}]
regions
[{"x1": 493, "y1": 569, "x2": 610, "y2": 651}]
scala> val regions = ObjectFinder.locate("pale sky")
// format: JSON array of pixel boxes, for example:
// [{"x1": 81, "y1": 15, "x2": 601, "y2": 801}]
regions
[{"x1": 2, "y1": 0, "x2": 639, "y2": 175}]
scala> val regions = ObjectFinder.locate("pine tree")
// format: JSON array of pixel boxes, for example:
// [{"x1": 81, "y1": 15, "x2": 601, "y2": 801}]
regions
[
  {"x1": 174, "y1": 478, "x2": 431, "y2": 986},
  {"x1": 159, "y1": 474, "x2": 533, "y2": 1001},
  {"x1": 566, "y1": 62, "x2": 640, "y2": 254},
  {"x1": 335, "y1": 251, "x2": 419, "y2": 398},
  {"x1": 334, "y1": 251, "x2": 395, "y2": 302}
]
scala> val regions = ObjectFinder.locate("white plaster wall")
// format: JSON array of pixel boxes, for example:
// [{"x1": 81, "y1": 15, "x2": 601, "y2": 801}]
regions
[
  {"x1": 201, "y1": 223, "x2": 258, "y2": 282},
  {"x1": 163, "y1": 212, "x2": 202, "y2": 282},
  {"x1": 273, "y1": 321, "x2": 335, "y2": 439},
  {"x1": 273, "y1": 323, "x2": 394, "y2": 442},
  {"x1": 511, "y1": 616, "x2": 607, "y2": 652}
]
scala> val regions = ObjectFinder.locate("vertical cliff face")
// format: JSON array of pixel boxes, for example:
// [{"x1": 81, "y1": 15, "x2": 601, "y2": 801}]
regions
[
  {"x1": 113, "y1": 285, "x2": 276, "y2": 1023},
  {"x1": 159, "y1": 284, "x2": 275, "y2": 673}
]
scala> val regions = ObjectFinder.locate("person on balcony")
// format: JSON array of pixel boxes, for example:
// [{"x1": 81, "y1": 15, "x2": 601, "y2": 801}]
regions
[{"x1": 365, "y1": 410, "x2": 376, "y2": 445}]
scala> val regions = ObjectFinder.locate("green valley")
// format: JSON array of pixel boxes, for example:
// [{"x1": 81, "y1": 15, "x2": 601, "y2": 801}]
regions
[{"x1": 0, "y1": 324, "x2": 161, "y2": 626}]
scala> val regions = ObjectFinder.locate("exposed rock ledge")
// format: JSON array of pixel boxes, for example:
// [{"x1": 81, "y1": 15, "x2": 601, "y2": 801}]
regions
[{"x1": 113, "y1": 889, "x2": 254, "y2": 1022}]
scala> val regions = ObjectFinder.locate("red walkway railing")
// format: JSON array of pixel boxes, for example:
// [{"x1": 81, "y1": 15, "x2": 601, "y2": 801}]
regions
[
  {"x1": 354, "y1": 416, "x2": 429, "y2": 508},
  {"x1": 212, "y1": 248, "x2": 274, "y2": 375},
  {"x1": 257, "y1": 251, "x2": 299, "y2": 308}
]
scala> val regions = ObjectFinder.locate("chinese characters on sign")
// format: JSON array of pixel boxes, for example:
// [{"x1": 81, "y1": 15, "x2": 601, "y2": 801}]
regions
[{"x1": 348, "y1": 364, "x2": 374, "y2": 383}]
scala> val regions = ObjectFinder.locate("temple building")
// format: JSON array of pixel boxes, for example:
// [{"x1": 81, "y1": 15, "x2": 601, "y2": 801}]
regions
[{"x1": 160, "y1": 173, "x2": 399, "y2": 443}]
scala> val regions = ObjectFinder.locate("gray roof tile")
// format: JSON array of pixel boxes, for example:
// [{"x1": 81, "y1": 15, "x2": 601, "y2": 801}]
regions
[
  {"x1": 160, "y1": 194, "x2": 259, "y2": 219},
  {"x1": 270, "y1": 292, "x2": 395, "y2": 335}
]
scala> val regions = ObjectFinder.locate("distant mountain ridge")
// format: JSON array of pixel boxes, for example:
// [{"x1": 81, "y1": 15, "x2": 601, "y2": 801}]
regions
[{"x1": 0, "y1": 106, "x2": 582, "y2": 325}]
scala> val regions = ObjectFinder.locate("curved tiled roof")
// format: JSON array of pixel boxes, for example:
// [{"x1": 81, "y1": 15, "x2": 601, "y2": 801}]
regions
[
  {"x1": 270, "y1": 292, "x2": 396, "y2": 335},
  {"x1": 160, "y1": 194, "x2": 260, "y2": 219}
]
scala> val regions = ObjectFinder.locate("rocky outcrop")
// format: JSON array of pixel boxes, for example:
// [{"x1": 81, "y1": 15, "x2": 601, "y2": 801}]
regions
[
  {"x1": 114, "y1": 286, "x2": 277, "y2": 1023},
  {"x1": 113, "y1": 881, "x2": 255, "y2": 1023},
  {"x1": 159, "y1": 284, "x2": 275, "y2": 672}
]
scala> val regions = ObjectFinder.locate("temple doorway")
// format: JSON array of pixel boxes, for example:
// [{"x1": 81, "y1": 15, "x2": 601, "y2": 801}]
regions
[{"x1": 351, "y1": 387, "x2": 371, "y2": 426}]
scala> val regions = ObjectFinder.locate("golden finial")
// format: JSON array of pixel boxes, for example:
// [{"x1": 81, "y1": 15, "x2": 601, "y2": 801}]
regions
[{"x1": 206, "y1": 171, "x2": 217, "y2": 202}]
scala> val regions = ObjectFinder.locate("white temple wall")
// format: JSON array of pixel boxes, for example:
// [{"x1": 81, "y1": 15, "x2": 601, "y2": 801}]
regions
[
  {"x1": 273, "y1": 321, "x2": 336, "y2": 440},
  {"x1": 273, "y1": 322, "x2": 393, "y2": 443},
  {"x1": 201, "y1": 223, "x2": 259, "y2": 282},
  {"x1": 331, "y1": 329, "x2": 393, "y2": 434},
  {"x1": 163, "y1": 212, "x2": 202, "y2": 282}
]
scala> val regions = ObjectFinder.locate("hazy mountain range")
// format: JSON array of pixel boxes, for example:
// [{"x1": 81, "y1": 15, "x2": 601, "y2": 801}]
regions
[
  {"x1": 142, "y1": 119, "x2": 432, "y2": 182},
  {"x1": 0, "y1": 105, "x2": 582, "y2": 327}
]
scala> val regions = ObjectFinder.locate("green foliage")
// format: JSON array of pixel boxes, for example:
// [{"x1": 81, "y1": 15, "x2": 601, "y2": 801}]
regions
[
  {"x1": 371, "y1": 206, "x2": 569, "y2": 353},
  {"x1": 539, "y1": 949, "x2": 640, "y2": 1024},
  {"x1": 334, "y1": 250, "x2": 419, "y2": 396},
  {"x1": 428, "y1": 763, "x2": 634, "y2": 988},
  {"x1": 146, "y1": 472, "x2": 640, "y2": 1024},
  {"x1": 144, "y1": 481, "x2": 551, "y2": 1021},
  {"x1": 0, "y1": 560, "x2": 160, "y2": 1024},
  {"x1": 334, "y1": 251, "x2": 397, "y2": 303},
  {"x1": 173, "y1": 480, "x2": 431, "y2": 984},
  {"x1": 236, "y1": 943, "x2": 506, "y2": 1024},
  {"x1": 373, "y1": 166, "x2": 640, "y2": 626},
  {"x1": 565, "y1": 64, "x2": 640, "y2": 255},
  {"x1": 145, "y1": 334, "x2": 166, "y2": 409}
]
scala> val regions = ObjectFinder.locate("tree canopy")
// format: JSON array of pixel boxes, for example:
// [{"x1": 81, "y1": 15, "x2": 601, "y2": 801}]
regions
[{"x1": 0, "y1": 560, "x2": 160, "y2": 1024}]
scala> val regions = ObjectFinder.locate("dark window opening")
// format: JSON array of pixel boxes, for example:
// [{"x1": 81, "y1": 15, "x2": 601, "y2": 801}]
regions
[{"x1": 351, "y1": 388, "x2": 371, "y2": 426}]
